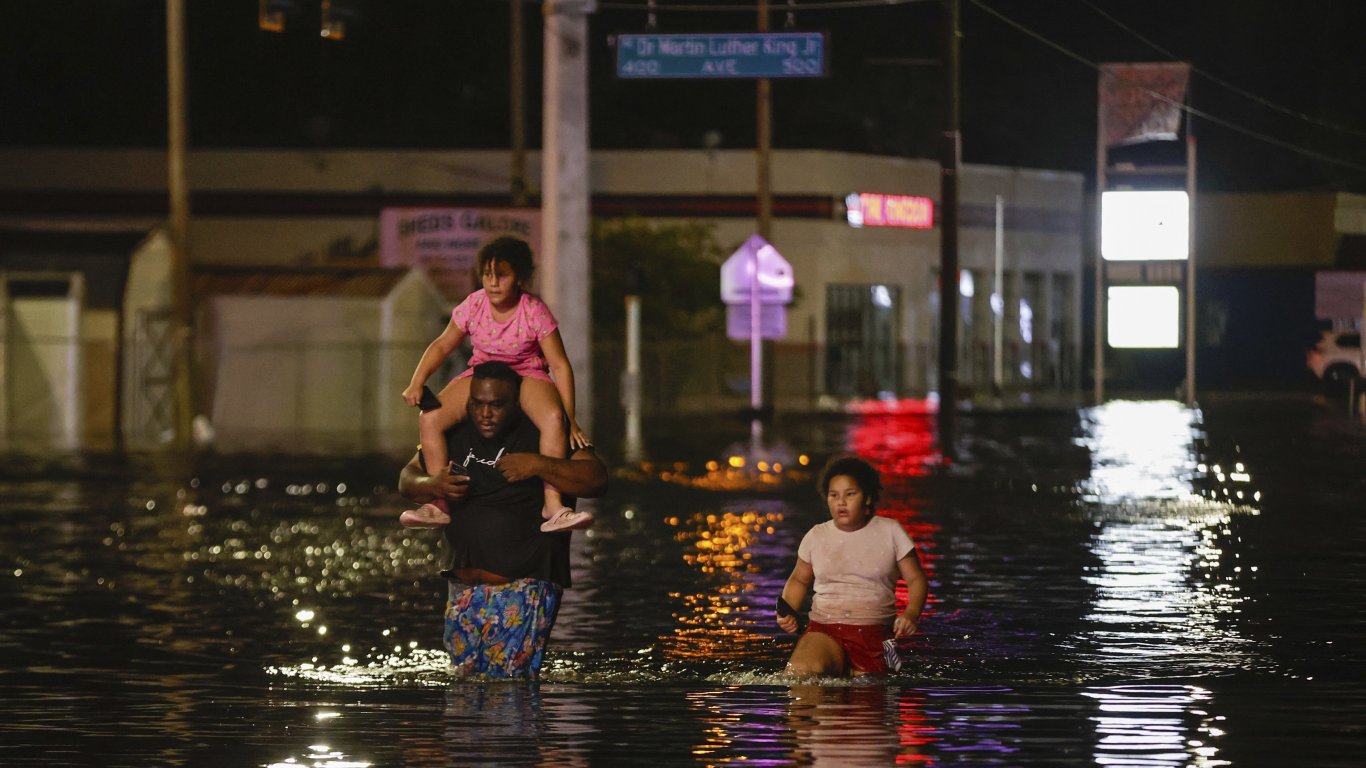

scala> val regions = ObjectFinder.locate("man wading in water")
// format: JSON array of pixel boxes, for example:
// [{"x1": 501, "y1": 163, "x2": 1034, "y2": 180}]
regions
[{"x1": 398, "y1": 361, "x2": 607, "y2": 678}]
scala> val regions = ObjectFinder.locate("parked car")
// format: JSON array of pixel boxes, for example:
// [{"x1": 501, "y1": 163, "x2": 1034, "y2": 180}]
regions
[{"x1": 1306, "y1": 329, "x2": 1364, "y2": 391}]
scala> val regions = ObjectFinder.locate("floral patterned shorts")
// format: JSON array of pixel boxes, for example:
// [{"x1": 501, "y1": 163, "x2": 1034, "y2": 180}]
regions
[{"x1": 443, "y1": 578, "x2": 563, "y2": 679}]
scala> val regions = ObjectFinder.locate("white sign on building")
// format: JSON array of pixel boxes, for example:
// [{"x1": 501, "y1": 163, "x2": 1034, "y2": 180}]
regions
[{"x1": 379, "y1": 208, "x2": 542, "y2": 300}]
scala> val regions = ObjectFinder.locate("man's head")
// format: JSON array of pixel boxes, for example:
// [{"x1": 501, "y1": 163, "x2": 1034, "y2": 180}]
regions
[{"x1": 467, "y1": 361, "x2": 523, "y2": 439}]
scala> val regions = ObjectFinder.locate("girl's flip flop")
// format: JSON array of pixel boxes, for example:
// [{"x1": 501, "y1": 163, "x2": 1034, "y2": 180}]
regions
[{"x1": 540, "y1": 507, "x2": 593, "y2": 533}]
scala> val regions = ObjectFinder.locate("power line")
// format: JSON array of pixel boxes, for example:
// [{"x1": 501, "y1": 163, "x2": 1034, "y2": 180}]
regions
[
  {"x1": 1076, "y1": 0, "x2": 1366, "y2": 143},
  {"x1": 965, "y1": 0, "x2": 1366, "y2": 176},
  {"x1": 595, "y1": 0, "x2": 935, "y2": 13}
]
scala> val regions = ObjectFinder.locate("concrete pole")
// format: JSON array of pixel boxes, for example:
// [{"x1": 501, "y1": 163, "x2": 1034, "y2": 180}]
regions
[
  {"x1": 623, "y1": 292, "x2": 642, "y2": 460},
  {"x1": 542, "y1": 0, "x2": 593, "y2": 430},
  {"x1": 166, "y1": 0, "x2": 195, "y2": 449}
]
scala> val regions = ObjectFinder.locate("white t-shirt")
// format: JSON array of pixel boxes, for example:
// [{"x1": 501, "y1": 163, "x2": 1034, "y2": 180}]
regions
[{"x1": 798, "y1": 515, "x2": 916, "y2": 625}]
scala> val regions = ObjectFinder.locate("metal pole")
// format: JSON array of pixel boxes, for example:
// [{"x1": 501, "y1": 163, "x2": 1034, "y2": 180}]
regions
[
  {"x1": 1185, "y1": 132, "x2": 1197, "y2": 407},
  {"x1": 750, "y1": 243, "x2": 762, "y2": 416},
  {"x1": 166, "y1": 0, "x2": 194, "y2": 449},
  {"x1": 937, "y1": 0, "x2": 960, "y2": 459},
  {"x1": 993, "y1": 194, "x2": 1004, "y2": 396},
  {"x1": 1094, "y1": 70, "x2": 1107, "y2": 405}
]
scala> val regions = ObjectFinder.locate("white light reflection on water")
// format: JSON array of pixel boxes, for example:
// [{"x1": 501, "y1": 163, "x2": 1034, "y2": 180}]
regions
[
  {"x1": 268, "y1": 647, "x2": 453, "y2": 686},
  {"x1": 1080, "y1": 401, "x2": 1255, "y2": 665},
  {"x1": 1085, "y1": 685, "x2": 1229, "y2": 768},
  {"x1": 265, "y1": 740, "x2": 373, "y2": 768},
  {"x1": 1079, "y1": 401, "x2": 1254, "y2": 767},
  {"x1": 1082, "y1": 400, "x2": 1201, "y2": 503}
]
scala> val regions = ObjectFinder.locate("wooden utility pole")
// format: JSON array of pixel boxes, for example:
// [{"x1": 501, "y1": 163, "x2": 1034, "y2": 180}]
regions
[
  {"x1": 166, "y1": 0, "x2": 195, "y2": 448},
  {"x1": 937, "y1": 0, "x2": 960, "y2": 459},
  {"x1": 756, "y1": 0, "x2": 772, "y2": 240},
  {"x1": 510, "y1": 0, "x2": 527, "y2": 206}
]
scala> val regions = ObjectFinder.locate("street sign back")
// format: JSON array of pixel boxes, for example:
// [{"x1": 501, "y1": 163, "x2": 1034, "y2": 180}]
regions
[{"x1": 616, "y1": 32, "x2": 826, "y2": 80}]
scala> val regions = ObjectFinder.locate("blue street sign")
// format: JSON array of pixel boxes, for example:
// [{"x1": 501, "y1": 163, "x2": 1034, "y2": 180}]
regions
[{"x1": 616, "y1": 32, "x2": 827, "y2": 80}]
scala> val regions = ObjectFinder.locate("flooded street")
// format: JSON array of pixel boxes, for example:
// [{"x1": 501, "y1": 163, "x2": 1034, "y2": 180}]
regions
[{"x1": 2, "y1": 394, "x2": 1364, "y2": 766}]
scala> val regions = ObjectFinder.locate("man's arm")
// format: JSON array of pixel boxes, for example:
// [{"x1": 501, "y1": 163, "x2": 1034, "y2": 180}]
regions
[
  {"x1": 495, "y1": 447, "x2": 608, "y2": 498},
  {"x1": 398, "y1": 452, "x2": 471, "y2": 503}
]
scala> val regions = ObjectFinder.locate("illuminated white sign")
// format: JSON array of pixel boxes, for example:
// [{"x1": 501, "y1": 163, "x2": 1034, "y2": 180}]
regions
[
  {"x1": 1101, "y1": 190, "x2": 1189, "y2": 261},
  {"x1": 1108, "y1": 286, "x2": 1180, "y2": 348}
]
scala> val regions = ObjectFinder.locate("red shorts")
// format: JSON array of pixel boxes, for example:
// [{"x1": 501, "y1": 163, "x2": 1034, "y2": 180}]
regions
[{"x1": 805, "y1": 620, "x2": 893, "y2": 674}]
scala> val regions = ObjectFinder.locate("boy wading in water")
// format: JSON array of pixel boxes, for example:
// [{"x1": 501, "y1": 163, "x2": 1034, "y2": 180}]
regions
[{"x1": 777, "y1": 455, "x2": 928, "y2": 676}]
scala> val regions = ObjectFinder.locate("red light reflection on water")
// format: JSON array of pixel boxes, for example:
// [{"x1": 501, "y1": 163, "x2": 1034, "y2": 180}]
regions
[
  {"x1": 846, "y1": 399, "x2": 940, "y2": 479},
  {"x1": 846, "y1": 402, "x2": 942, "y2": 592},
  {"x1": 851, "y1": 404, "x2": 944, "y2": 759}
]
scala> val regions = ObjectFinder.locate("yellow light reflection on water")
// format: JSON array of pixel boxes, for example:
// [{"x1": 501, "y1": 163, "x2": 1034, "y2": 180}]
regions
[
  {"x1": 616, "y1": 456, "x2": 812, "y2": 493},
  {"x1": 665, "y1": 506, "x2": 788, "y2": 662}
]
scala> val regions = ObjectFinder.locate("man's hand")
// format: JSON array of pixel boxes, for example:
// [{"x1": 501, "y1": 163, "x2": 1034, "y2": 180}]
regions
[
  {"x1": 496, "y1": 452, "x2": 544, "y2": 484},
  {"x1": 400, "y1": 454, "x2": 471, "y2": 504},
  {"x1": 495, "y1": 449, "x2": 608, "y2": 498},
  {"x1": 776, "y1": 613, "x2": 799, "y2": 634},
  {"x1": 427, "y1": 469, "x2": 471, "y2": 503}
]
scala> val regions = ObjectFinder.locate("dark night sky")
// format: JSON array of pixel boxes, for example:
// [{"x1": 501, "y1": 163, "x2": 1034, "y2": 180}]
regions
[{"x1": 3, "y1": 0, "x2": 1364, "y2": 193}]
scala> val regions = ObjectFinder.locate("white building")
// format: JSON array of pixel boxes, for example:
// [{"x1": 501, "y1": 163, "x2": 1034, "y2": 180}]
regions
[{"x1": 0, "y1": 148, "x2": 1085, "y2": 450}]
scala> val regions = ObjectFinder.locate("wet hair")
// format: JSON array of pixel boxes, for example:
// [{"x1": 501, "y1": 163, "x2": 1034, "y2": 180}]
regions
[
  {"x1": 476, "y1": 236, "x2": 536, "y2": 285},
  {"x1": 470, "y1": 360, "x2": 523, "y2": 395},
  {"x1": 818, "y1": 455, "x2": 882, "y2": 510}
]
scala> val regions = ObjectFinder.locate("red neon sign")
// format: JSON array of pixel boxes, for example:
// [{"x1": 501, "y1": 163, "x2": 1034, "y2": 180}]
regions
[{"x1": 846, "y1": 192, "x2": 934, "y2": 229}]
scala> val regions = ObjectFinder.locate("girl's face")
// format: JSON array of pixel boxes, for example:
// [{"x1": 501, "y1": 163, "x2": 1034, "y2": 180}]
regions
[
  {"x1": 825, "y1": 474, "x2": 873, "y2": 532},
  {"x1": 481, "y1": 260, "x2": 521, "y2": 306}
]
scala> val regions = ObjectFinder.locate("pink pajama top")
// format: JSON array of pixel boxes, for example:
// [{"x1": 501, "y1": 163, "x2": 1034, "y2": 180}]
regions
[{"x1": 450, "y1": 289, "x2": 558, "y2": 383}]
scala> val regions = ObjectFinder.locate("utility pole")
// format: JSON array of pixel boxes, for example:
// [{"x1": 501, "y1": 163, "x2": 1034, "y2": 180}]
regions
[
  {"x1": 510, "y1": 0, "x2": 528, "y2": 206},
  {"x1": 542, "y1": 0, "x2": 593, "y2": 429},
  {"x1": 755, "y1": 0, "x2": 775, "y2": 426},
  {"x1": 937, "y1": 0, "x2": 960, "y2": 459},
  {"x1": 756, "y1": 0, "x2": 772, "y2": 240},
  {"x1": 166, "y1": 0, "x2": 195, "y2": 448}
]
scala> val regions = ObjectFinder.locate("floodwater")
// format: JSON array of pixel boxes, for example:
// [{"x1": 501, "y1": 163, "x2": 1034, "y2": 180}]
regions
[{"x1": 2, "y1": 395, "x2": 1363, "y2": 767}]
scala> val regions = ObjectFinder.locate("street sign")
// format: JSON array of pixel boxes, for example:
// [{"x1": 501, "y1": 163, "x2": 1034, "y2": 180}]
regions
[
  {"x1": 616, "y1": 32, "x2": 826, "y2": 80},
  {"x1": 721, "y1": 235, "x2": 794, "y2": 342},
  {"x1": 721, "y1": 234, "x2": 794, "y2": 305},
  {"x1": 727, "y1": 303, "x2": 787, "y2": 341}
]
